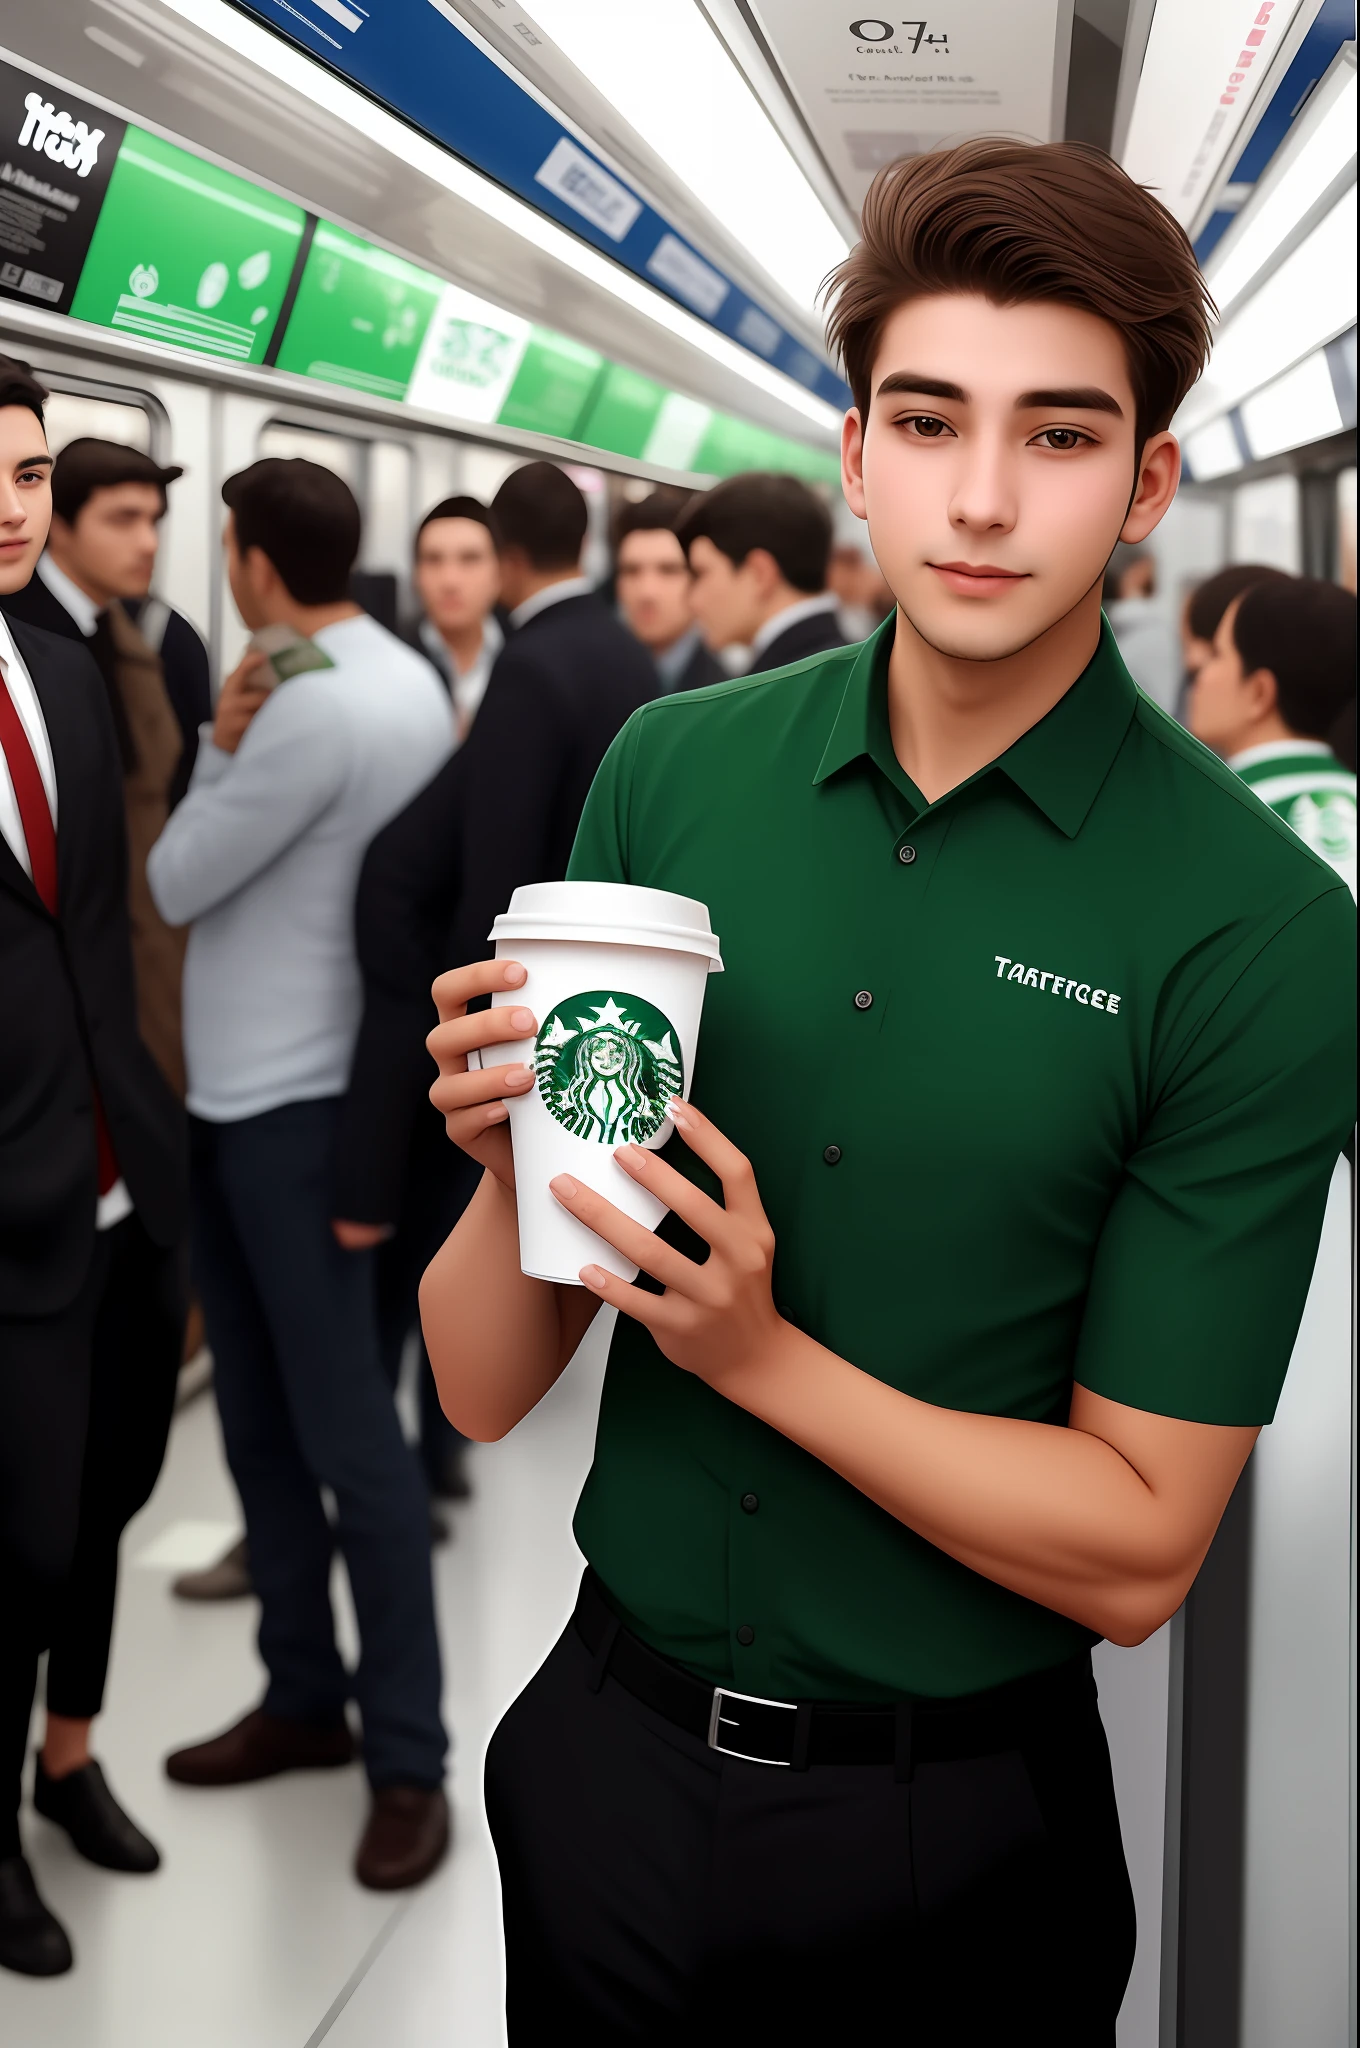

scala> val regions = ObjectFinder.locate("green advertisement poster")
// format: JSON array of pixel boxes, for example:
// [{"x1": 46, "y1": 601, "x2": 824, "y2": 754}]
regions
[
  {"x1": 273, "y1": 223, "x2": 443, "y2": 401},
  {"x1": 577, "y1": 363, "x2": 665, "y2": 460},
  {"x1": 497, "y1": 327, "x2": 603, "y2": 440},
  {"x1": 69, "y1": 126, "x2": 304, "y2": 363}
]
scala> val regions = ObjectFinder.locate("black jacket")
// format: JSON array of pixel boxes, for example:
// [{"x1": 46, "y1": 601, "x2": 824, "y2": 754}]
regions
[
  {"x1": 667, "y1": 637, "x2": 725, "y2": 695},
  {"x1": 334, "y1": 591, "x2": 658, "y2": 1222},
  {"x1": 746, "y1": 606, "x2": 848, "y2": 676},
  {"x1": 1, "y1": 569, "x2": 212, "y2": 806},
  {"x1": 0, "y1": 620, "x2": 186, "y2": 1314}
]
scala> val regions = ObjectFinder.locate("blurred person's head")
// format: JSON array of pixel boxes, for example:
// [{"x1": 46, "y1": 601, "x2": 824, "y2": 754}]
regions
[
  {"x1": 828, "y1": 541, "x2": 894, "y2": 625},
  {"x1": 1180, "y1": 562, "x2": 1290, "y2": 678},
  {"x1": 0, "y1": 356, "x2": 51, "y2": 597},
  {"x1": 221, "y1": 458, "x2": 361, "y2": 631},
  {"x1": 827, "y1": 139, "x2": 1209, "y2": 668},
  {"x1": 414, "y1": 496, "x2": 500, "y2": 645},
  {"x1": 1102, "y1": 545, "x2": 1156, "y2": 606},
  {"x1": 1188, "y1": 576, "x2": 1356, "y2": 766},
  {"x1": 675, "y1": 472, "x2": 833, "y2": 651},
  {"x1": 490, "y1": 461, "x2": 587, "y2": 612},
  {"x1": 48, "y1": 438, "x2": 183, "y2": 607},
  {"x1": 614, "y1": 494, "x2": 697, "y2": 653}
]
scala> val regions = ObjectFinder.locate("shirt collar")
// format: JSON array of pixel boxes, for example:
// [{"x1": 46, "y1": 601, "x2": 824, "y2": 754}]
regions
[
  {"x1": 750, "y1": 591, "x2": 839, "y2": 658},
  {"x1": 37, "y1": 553, "x2": 101, "y2": 637},
  {"x1": 813, "y1": 612, "x2": 1139, "y2": 839},
  {"x1": 510, "y1": 575, "x2": 592, "y2": 630},
  {"x1": 1228, "y1": 738, "x2": 1332, "y2": 771},
  {"x1": 654, "y1": 625, "x2": 702, "y2": 690}
]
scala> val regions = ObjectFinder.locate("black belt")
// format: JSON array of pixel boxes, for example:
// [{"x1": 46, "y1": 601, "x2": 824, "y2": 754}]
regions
[{"x1": 574, "y1": 1570, "x2": 1094, "y2": 1775}]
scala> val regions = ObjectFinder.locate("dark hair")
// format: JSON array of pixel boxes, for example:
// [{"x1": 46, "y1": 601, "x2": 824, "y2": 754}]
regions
[
  {"x1": 52, "y1": 437, "x2": 183, "y2": 525},
  {"x1": 0, "y1": 354, "x2": 47, "y2": 428},
  {"x1": 1186, "y1": 562, "x2": 1290, "y2": 645},
  {"x1": 415, "y1": 494, "x2": 501, "y2": 551},
  {"x1": 825, "y1": 138, "x2": 1213, "y2": 446},
  {"x1": 612, "y1": 488, "x2": 692, "y2": 553},
  {"x1": 675, "y1": 472, "x2": 832, "y2": 593},
  {"x1": 1231, "y1": 577, "x2": 1357, "y2": 768},
  {"x1": 490, "y1": 461, "x2": 587, "y2": 571},
  {"x1": 222, "y1": 457, "x2": 360, "y2": 605}
]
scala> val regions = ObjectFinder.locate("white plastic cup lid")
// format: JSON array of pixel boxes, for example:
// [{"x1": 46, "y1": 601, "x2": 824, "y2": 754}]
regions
[{"x1": 488, "y1": 880, "x2": 723, "y2": 969}]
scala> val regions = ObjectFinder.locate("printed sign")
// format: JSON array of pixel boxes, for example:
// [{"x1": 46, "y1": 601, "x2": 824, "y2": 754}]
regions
[
  {"x1": 497, "y1": 326, "x2": 604, "y2": 440},
  {"x1": 406, "y1": 279, "x2": 531, "y2": 422},
  {"x1": 69, "y1": 125, "x2": 304, "y2": 362},
  {"x1": 272, "y1": 221, "x2": 443, "y2": 399},
  {"x1": 535, "y1": 992, "x2": 683, "y2": 1147},
  {"x1": 745, "y1": 2, "x2": 1068, "y2": 207},
  {"x1": 0, "y1": 59, "x2": 125, "y2": 313}
]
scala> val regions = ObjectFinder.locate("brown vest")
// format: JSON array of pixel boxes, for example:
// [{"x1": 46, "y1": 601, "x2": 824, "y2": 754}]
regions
[{"x1": 104, "y1": 601, "x2": 188, "y2": 1098}]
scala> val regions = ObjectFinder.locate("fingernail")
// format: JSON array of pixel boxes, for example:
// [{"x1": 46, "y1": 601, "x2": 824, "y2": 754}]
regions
[
  {"x1": 505, "y1": 1065, "x2": 532, "y2": 1085},
  {"x1": 503, "y1": 963, "x2": 526, "y2": 984},
  {"x1": 510, "y1": 1009, "x2": 535, "y2": 1032},
  {"x1": 616, "y1": 1144, "x2": 647, "y2": 1169},
  {"x1": 551, "y1": 1175, "x2": 578, "y2": 1198},
  {"x1": 485, "y1": 1103, "x2": 507, "y2": 1123},
  {"x1": 669, "y1": 1098, "x2": 690, "y2": 1125},
  {"x1": 580, "y1": 1265, "x2": 608, "y2": 1287}
]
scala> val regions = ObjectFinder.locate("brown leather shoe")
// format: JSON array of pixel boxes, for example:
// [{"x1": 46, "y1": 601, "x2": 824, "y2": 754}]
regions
[
  {"x1": 354, "y1": 1786, "x2": 450, "y2": 1890},
  {"x1": 165, "y1": 1707, "x2": 355, "y2": 1786}
]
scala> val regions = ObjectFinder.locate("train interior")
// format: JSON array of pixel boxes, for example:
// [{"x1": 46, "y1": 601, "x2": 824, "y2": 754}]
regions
[{"x1": 0, "y1": 1, "x2": 1354, "y2": 2043}]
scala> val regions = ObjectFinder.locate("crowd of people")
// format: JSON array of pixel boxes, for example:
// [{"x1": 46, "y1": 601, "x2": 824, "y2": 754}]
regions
[{"x1": 0, "y1": 305, "x2": 1354, "y2": 1989}]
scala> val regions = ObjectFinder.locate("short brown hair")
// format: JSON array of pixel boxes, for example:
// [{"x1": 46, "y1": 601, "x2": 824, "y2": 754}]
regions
[
  {"x1": 675, "y1": 473, "x2": 832, "y2": 593},
  {"x1": 491, "y1": 461, "x2": 586, "y2": 571},
  {"x1": 1185, "y1": 562, "x2": 1290, "y2": 645},
  {"x1": 52, "y1": 438, "x2": 183, "y2": 525},
  {"x1": 0, "y1": 354, "x2": 47, "y2": 428},
  {"x1": 1232, "y1": 577, "x2": 1356, "y2": 760},
  {"x1": 825, "y1": 138, "x2": 1212, "y2": 445},
  {"x1": 222, "y1": 457, "x2": 360, "y2": 605}
]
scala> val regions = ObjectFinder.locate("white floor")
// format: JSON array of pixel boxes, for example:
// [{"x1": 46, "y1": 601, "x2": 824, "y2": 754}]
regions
[{"x1": 0, "y1": 1315, "x2": 614, "y2": 2048}]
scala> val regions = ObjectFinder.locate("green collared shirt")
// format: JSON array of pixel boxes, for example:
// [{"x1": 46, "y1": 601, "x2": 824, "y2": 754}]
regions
[{"x1": 566, "y1": 616, "x2": 1356, "y2": 1701}]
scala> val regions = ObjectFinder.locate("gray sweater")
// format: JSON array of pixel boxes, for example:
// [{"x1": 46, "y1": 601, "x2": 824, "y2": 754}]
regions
[{"x1": 148, "y1": 613, "x2": 453, "y2": 1123}]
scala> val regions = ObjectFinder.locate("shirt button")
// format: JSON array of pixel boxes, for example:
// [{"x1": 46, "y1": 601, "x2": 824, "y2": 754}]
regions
[
  {"x1": 823, "y1": 1144, "x2": 842, "y2": 1165},
  {"x1": 736, "y1": 1624, "x2": 756, "y2": 1646},
  {"x1": 898, "y1": 844, "x2": 917, "y2": 865},
  {"x1": 741, "y1": 1492, "x2": 759, "y2": 1514},
  {"x1": 853, "y1": 989, "x2": 873, "y2": 1010}
]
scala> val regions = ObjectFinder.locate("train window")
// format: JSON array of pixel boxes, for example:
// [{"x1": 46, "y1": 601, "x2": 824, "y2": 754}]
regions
[
  {"x1": 257, "y1": 421, "x2": 363, "y2": 489},
  {"x1": 43, "y1": 391, "x2": 152, "y2": 456},
  {"x1": 1231, "y1": 475, "x2": 1302, "y2": 576}
]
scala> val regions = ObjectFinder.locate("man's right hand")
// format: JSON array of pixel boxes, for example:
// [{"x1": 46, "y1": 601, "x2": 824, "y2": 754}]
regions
[
  {"x1": 212, "y1": 649, "x2": 274, "y2": 755},
  {"x1": 427, "y1": 959, "x2": 537, "y2": 1192}
]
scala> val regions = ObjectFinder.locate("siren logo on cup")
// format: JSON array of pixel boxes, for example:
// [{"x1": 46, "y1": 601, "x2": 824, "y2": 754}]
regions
[{"x1": 534, "y1": 992, "x2": 684, "y2": 1147}]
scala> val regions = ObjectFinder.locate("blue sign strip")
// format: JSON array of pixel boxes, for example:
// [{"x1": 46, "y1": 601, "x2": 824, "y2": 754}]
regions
[
  {"x1": 229, "y1": 0, "x2": 851, "y2": 411},
  {"x1": 1194, "y1": 0, "x2": 1355, "y2": 268}
]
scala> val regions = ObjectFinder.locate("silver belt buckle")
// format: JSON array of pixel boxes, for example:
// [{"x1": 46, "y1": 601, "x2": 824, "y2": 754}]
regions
[{"x1": 707, "y1": 1685, "x2": 797, "y2": 1766}]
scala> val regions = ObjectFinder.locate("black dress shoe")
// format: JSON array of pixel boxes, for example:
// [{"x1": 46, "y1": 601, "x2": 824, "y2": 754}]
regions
[
  {"x1": 34, "y1": 1757, "x2": 161, "y2": 1874},
  {"x1": 0, "y1": 1856, "x2": 73, "y2": 1976}
]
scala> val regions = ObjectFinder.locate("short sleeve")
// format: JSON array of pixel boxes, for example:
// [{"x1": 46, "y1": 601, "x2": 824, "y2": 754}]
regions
[
  {"x1": 566, "y1": 707, "x2": 645, "y2": 885},
  {"x1": 1076, "y1": 885, "x2": 1357, "y2": 1423}
]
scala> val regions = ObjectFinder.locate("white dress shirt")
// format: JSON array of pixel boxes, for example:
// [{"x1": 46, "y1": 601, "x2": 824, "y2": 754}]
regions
[
  {"x1": 419, "y1": 611, "x2": 504, "y2": 741},
  {"x1": 0, "y1": 608, "x2": 131, "y2": 1227},
  {"x1": 749, "y1": 592, "x2": 841, "y2": 661},
  {"x1": 509, "y1": 574, "x2": 593, "y2": 631},
  {"x1": 37, "y1": 550, "x2": 101, "y2": 636}
]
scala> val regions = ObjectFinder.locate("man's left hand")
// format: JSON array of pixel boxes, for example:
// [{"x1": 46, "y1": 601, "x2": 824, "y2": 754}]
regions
[{"x1": 549, "y1": 1101, "x2": 785, "y2": 1390}]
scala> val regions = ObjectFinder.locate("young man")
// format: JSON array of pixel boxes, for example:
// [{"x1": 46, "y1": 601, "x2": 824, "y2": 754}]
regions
[
  {"x1": 614, "y1": 493, "x2": 723, "y2": 693},
  {"x1": 1188, "y1": 574, "x2": 1356, "y2": 893},
  {"x1": 0, "y1": 360, "x2": 186, "y2": 1976},
  {"x1": 420, "y1": 142, "x2": 1355, "y2": 2042},
  {"x1": 147, "y1": 458, "x2": 455, "y2": 1889},
  {"x1": 0, "y1": 437, "x2": 211, "y2": 805},
  {"x1": 676, "y1": 469, "x2": 846, "y2": 673},
  {"x1": 407, "y1": 493, "x2": 504, "y2": 738}
]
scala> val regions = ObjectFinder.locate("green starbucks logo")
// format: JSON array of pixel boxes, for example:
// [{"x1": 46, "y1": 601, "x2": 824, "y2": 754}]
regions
[{"x1": 534, "y1": 991, "x2": 683, "y2": 1146}]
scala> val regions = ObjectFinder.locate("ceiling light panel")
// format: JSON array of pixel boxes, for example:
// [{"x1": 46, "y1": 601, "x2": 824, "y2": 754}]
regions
[
  {"x1": 1184, "y1": 415, "x2": 1245, "y2": 479},
  {"x1": 1205, "y1": 53, "x2": 1357, "y2": 316},
  {"x1": 1239, "y1": 347, "x2": 1344, "y2": 455},
  {"x1": 511, "y1": 0, "x2": 848, "y2": 313}
]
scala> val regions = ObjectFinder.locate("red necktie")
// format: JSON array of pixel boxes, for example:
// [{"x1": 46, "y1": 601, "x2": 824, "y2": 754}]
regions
[{"x1": 0, "y1": 656, "x2": 119, "y2": 1194}]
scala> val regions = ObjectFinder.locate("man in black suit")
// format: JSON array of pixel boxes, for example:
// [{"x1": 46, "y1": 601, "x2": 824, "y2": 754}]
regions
[
  {"x1": 613, "y1": 491, "x2": 724, "y2": 694},
  {"x1": 0, "y1": 437, "x2": 211, "y2": 808},
  {"x1": 0, "y1": 360, "x2": 186, "y2": 1977},
  {"x1": 676, "y1": 470, "x2": 847, "y2": 675},
  {"x1": 330, "y1": 461, "x2": 658, "y2": 1418}
]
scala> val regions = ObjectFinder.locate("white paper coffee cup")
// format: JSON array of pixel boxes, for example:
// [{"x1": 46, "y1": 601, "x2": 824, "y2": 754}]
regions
[{"x1": 480, "y1": 882, "x2": 723, "y2": 1284}]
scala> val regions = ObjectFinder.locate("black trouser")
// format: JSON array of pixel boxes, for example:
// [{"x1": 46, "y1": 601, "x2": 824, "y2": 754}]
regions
[
  {"x1": 0, "y1": 1215, "x2": 184, "y2": 1858},
  {"x1": 373, "y1": 1129, "x2": 476, "y2": 1486},
  {"x1": 486, "y1": 1603, "x2": 1137, "y2": 2044},
  {"x1": 190, "y1": 1103, "x2": 446, "y2": 1788}
]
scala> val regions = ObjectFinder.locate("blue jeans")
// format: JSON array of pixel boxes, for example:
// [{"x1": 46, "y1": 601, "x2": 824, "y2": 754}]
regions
[{"x1": 190, "y1": 1100, "x2": 446, "y2": 1789}]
